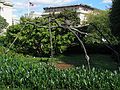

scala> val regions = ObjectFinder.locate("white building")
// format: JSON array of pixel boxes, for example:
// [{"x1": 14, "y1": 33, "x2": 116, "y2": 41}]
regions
[
  {"x1": 0, "y1": 0, "x2": 13, "y2": 26},
  {"x1": 24, "y1": 11, "x2": 42, "y2": 18},
  {"x1": 42, "y1": 4, "x2": 98, "y2": 24},
  {"x1": 12, "y1": 17, "x2": 19, "y2": 25}
]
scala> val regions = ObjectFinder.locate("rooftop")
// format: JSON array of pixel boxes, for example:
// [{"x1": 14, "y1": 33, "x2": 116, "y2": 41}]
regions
[
  {"x1": 0, "y1": 0, "x2": 13, "y2": 7},
  {"x1": 43, "y1": 4, "x2": 98, "y2": 10}
]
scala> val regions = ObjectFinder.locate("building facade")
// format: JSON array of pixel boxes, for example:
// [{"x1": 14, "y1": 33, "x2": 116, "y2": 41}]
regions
[
  {"x1": 0, "y1": 0, "x2": 12, "y2": 26},
  {"x1": 42, "y1": 4, "x2": 97, "y2": 24},
  {"x1": 24, "y1": 11, "x2": 42, "y2": 18}
]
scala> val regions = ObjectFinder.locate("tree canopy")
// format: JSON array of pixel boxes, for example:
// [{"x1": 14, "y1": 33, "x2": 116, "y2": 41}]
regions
[
  {"x1": 56, "y1": 10, "x2": 80, "y2": 26},
  {"x1": 84, "y1": 10, "x2": 117, "y2": 45},
  {"x1": 110, "y1": 0, "x2": 120, "y2": 37},
  {"x1": 5, "y1": 10, "x2": 78, "y2": 57},
  {"x1": 0, "y1": 15, "x2": 8, "y2": 32}
]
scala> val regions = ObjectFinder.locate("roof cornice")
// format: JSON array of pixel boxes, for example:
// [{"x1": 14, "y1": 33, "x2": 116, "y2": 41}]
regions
[
  {"x1": 0, "y1": 1, "x2": 13, "y2": 7},
  {"x1": 44, "y1": 4, "x2": 99, "y2": 10}
]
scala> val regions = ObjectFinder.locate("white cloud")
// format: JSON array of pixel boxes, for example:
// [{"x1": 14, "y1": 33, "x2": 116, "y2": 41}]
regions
[
  {"x1": 30, "y1": 0, "x2": 74, "y2": 5},
  {"x1": 13, "y1": 2, "x2": 27, "y2": 9},
  {"x1": 13, "y1": 0, "x2": 74, "y2": 11},
  {"x1": 103, "y1": 0, "x2": 112, "y2": 3},
  {"x1": 12, "y1": 0, "x2": 74, "y2": 18}
]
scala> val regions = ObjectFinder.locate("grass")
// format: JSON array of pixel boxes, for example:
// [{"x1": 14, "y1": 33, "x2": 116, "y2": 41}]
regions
[
  {"x1": 90, "y1": 54, "x2": 118, "y2": 70},
  {"x1": 0, "y1": 46, "x2": 118, "y2": 71},
  {"x1": 0, "y1": 46, "x2": 119, "y2": 89},
  {"x1": 0, "y1": 88, "x2": 30, "y2": 90},
  {"x1": 55, "y1": 54, "x2": 118, "y2": 71}
]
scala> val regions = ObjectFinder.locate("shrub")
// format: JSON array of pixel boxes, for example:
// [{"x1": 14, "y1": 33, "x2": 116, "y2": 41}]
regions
[{"x1": 5, "y1": 16, "x2": 75, "y2": 57}]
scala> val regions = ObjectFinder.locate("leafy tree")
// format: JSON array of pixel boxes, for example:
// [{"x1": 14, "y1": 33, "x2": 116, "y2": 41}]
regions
[
  {"x1": 110, "y1": 0, "x2": 120, "y2": 67},
  {"x1": 5, "y1": 10, "x2": 80, "y2": 56},
  {"x1": 5, "y1": 15, "x2": 75, "y2": 56},
  {"x1": 84, "y1": 10, "x2": 117, "y2": 45},
  {"x1": 56, "y1": 10, "x2": 80, "y2": 26},
  {"x1": 0, "y1": 15, "x2": 8, "y2": 32},
  {"x1": 110, "y1": 0, "x2": 120, "y2": 37}
]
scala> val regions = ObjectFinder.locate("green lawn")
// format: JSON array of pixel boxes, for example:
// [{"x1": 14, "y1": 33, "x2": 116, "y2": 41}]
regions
[
  {"x1": 54, "y1": 54, "x2": 118, "y2": 71},
  {"x1": 12, "y1": 53, "x2": 118, "y2": 71},
  {"x1": 0, "y1": 47, "x2": 119, "y2": 89},
  {"x1": 0, "y1": 46, "x2": 118, "y2": 71}
]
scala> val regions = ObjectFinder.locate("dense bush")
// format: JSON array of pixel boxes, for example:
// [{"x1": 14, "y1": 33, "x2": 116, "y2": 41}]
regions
[
  {"x1": 5, "y1": 10, "x2": 80, "y2": 57},
  {"x1": 0, "y1": 36, "x2": 6, "y2": 46},
  {"x1": 5, "y1": 16, "x2": 75, "y2": 57},
  {"x1": 0, "y1": 56, "x2": 120, "y2": 89}
]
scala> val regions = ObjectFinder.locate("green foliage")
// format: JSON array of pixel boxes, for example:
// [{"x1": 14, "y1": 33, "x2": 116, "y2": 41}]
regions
[
  {"x1": 56, "y1": 10, "x2": 80, "y2": 26},
  {"x1": 0, "y1": 15, "x2": 8, "y2": 32},
  {"x1": 110, "y1": 0, "x2": 120, "y2": 37},
  {"x1": 0, "y1": 56, "x2": 120, "y2": 89},
  {"x1": 0, "y1": 36, "x2": 6, "y2": 46},
  {"x1": 5, "y1": 15, "x2": 75, "y2": 56},
  {"x1": 84, "y1": 10, "x2": 118, "y2": 45}
]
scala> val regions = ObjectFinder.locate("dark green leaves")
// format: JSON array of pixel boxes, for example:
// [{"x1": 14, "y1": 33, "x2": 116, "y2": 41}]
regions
[
  {"x1": 0, "y1": 15, "x2": 8, "y2": 32},
  {"x1": 5, "y1": 15, "x2": 75, "y2": 56},
  {"x1": 110, "y1": 0, "x2": 120, "y2": 37},
  {"x1": 0, "y1": 57, "x2": 120, "y2": 89},
  {"x1": 84, "y1": 10, "x2": 118, "y2": 45}
]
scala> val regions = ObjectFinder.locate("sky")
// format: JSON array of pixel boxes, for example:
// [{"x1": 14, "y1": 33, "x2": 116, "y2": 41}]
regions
[{"x1": 12, "y1": 0, "x2": 112, "y2": 18}]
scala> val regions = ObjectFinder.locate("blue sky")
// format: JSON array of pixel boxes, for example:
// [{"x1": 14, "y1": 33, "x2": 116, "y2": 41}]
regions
[{"x1": 12, "y1": 0, "x2": 112, "y2": 18}]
